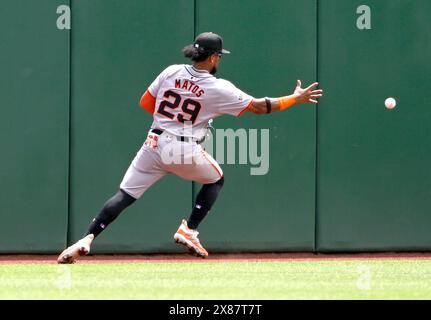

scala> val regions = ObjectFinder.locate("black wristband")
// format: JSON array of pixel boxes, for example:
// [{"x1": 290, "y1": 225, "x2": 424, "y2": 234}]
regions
[{"x1": 265, "y1": 98, "x2": 272, "y2": 114}]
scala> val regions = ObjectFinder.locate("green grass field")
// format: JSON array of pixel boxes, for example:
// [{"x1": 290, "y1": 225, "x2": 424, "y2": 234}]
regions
[{"x1": 1, "y1": 259, "x2": 430, "y2": 299}]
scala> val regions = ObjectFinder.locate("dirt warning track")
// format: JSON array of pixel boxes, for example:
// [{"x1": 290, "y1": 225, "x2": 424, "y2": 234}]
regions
[{"x1": 1, "y1": 252, "x2": 431, "y2": 264}]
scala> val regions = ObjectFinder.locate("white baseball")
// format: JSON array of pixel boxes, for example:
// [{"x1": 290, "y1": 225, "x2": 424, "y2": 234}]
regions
[{"x1": 385, "y1": 97, "x2": 396, "y2": 109}]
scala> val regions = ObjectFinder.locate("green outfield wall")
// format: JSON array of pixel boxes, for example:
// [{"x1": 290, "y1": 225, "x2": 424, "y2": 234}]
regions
[
  {"x1": 1, "y1": 0, "x2": 430, "y2": 253},
  {"x1": 316, "y1": 0, "x2": 431, "y2": 251},
  {"x1": 0, "y1": 0, "x2": 69, "y2": 252}
]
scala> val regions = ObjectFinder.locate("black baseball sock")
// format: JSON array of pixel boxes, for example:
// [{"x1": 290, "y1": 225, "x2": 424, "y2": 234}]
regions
[
  {"x1": 85, "y1": 189, "x2": 136, "y2": 238},
  {"x1": 187, "y1": 176, "x2": 224, "y2": 230}
]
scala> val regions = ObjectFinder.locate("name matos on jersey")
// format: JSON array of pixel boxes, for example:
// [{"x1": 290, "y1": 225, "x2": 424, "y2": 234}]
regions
[
  {"x1": 147, "y1": 64, "x2": 253, "y2": 140},
  {"x1": 174, "y1": 78, "x2": 204, "y2": 97}
]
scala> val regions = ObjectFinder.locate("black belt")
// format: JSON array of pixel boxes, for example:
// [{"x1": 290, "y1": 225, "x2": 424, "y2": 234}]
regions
[
  {"x1": 151, "y1": 129, "x2": 164, "y2": 135},
  {"x1": 150, "y1": 129, "x2": 204, "y2": 144}
]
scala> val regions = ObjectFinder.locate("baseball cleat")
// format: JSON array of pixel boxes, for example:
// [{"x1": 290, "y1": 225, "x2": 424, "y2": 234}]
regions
[
  {"x1": 57, "y1": 234, "x2": 94, "y2": 264},
  {"x1": 174, "y1": 219, "x2": 208, "y2": 258}
]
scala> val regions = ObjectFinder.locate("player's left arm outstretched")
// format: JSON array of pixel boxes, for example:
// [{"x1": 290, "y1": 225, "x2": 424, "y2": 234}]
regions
[{"x1": 247, "y1": 80, "x2": 323, "y2": 114}]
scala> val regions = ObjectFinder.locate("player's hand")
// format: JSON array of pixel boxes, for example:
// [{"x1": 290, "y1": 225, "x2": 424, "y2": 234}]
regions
[{"x1": 293, "y1": 80, "x2": 323, "y2": 104}]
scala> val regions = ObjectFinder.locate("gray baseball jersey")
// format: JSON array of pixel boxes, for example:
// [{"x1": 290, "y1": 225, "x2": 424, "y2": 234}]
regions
[{"x1": 148, "y1": 64, "x2": 253, "y2": 139}]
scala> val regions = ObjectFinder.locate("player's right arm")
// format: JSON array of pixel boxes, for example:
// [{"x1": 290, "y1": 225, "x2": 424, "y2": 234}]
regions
[
  {"x1": 140, "y1": 90, "x2": 156, "y2": 114},
  {"x1": 247, "y1": 80, "x2": 323, "y2": 115}
]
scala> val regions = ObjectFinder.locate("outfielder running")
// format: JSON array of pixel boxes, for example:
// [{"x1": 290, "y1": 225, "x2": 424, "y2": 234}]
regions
[{"x1": 57, "y1": 32, "x2": 323, "y2": 263}]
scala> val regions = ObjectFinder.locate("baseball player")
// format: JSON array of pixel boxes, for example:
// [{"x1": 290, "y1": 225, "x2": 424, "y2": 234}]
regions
[{"x1": 57, "y1": 32, "x2": 323, "y2": 263}]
